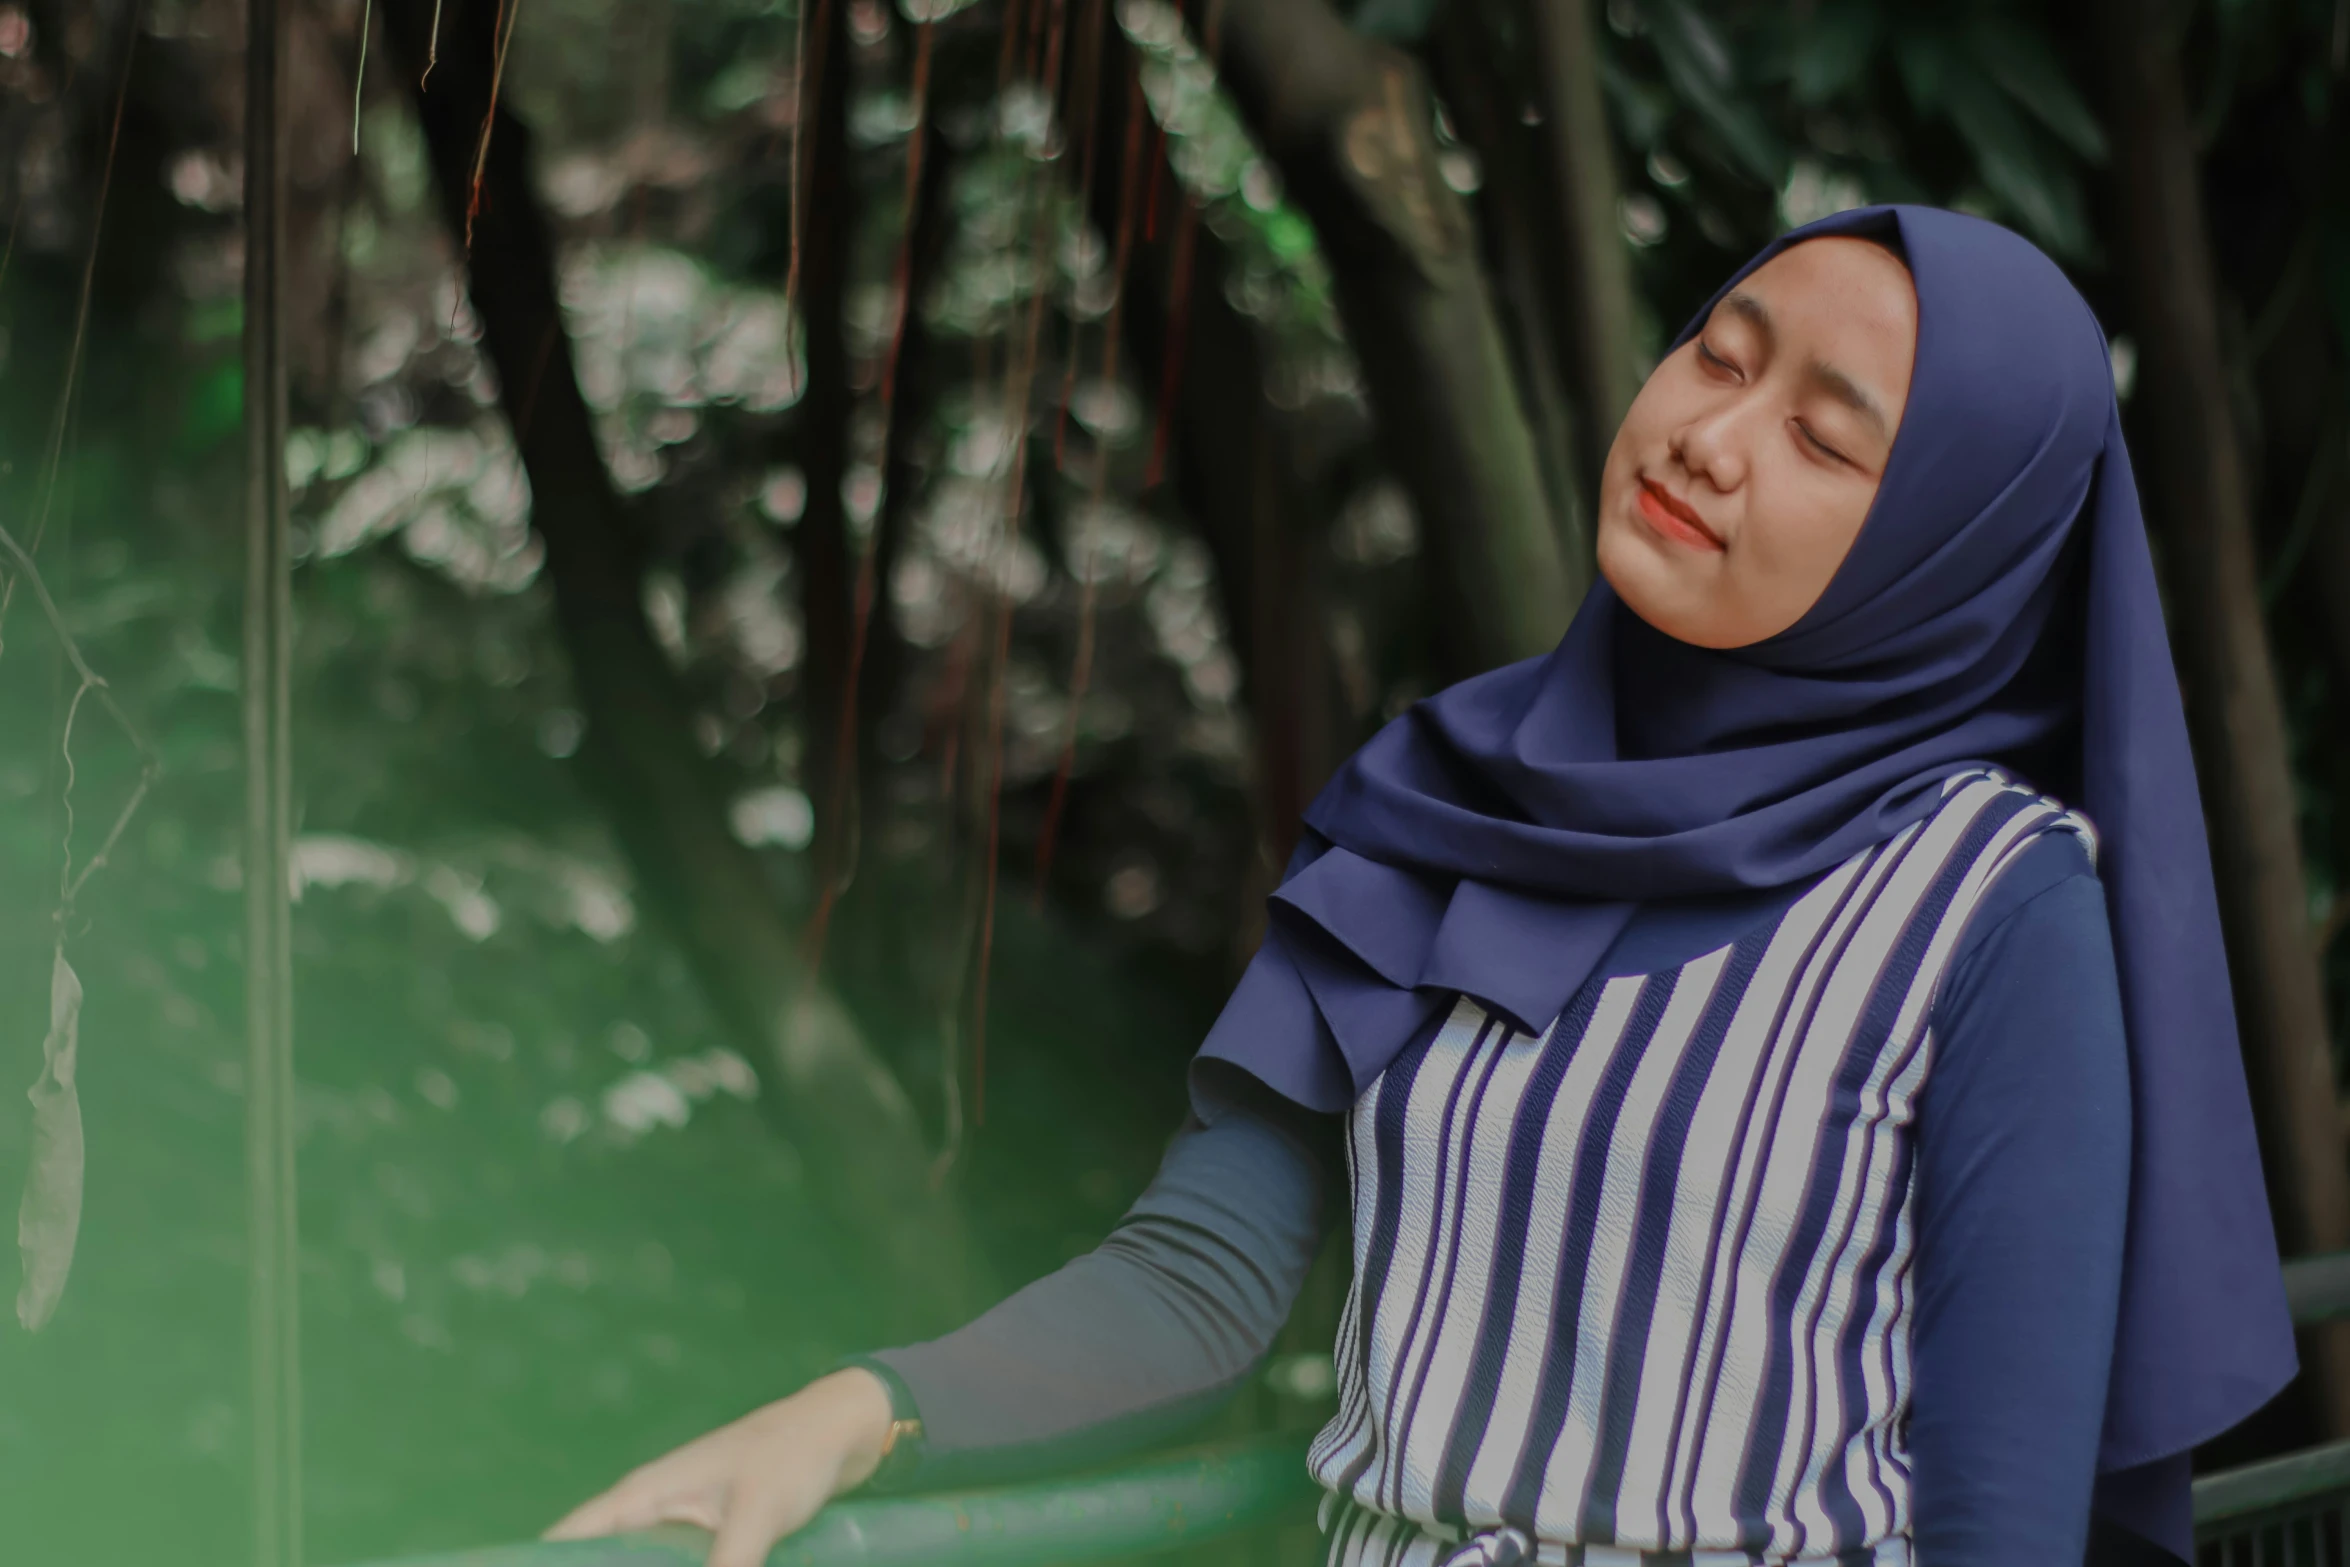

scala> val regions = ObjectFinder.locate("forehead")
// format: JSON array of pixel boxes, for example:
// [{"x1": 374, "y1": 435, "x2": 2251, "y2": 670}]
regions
[
  {"x1": 1740, "y1": 234, "x2": 1914, "y2": 304},
  {"x1": 1716, "y1": 238, "x2": 1918, "y2": 369}
]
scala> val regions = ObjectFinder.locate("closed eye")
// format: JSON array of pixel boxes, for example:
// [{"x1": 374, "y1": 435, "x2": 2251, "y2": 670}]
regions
[
  {"x1": 1696, "y1": 340, "x2": 1741, "y2": 379},
  {"x1": 1794, "y1": 420, "x2": 1852, "y2": 466}
]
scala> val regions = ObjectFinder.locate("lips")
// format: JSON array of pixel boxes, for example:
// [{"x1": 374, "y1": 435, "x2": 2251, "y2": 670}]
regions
[{"x1": 1636, "y1": 478, "x2": 1726, "y2": 552}]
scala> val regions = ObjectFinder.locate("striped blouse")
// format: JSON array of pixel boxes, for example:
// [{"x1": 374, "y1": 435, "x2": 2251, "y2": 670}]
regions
[{"x1": 1309, "y1": 771, "x2": 2095, "y2": 1567}]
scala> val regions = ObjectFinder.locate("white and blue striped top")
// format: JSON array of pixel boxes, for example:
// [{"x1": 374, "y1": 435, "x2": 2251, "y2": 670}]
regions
[{"x1": 1309, "y1": 771, "x2": 2096, "y2": 1567}]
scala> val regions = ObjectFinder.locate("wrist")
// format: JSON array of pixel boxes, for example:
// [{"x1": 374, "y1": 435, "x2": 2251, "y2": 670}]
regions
[{"x1": 810, "y1": 1367, "x2": 899, "y2": 1492}]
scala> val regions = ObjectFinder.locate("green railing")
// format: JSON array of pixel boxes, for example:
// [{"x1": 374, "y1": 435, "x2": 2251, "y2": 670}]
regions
[
  {"x1": 2284, "y1": 1251, "x2": 2350, "y2": 1326},
  {"x1": 2192, "y1": 1249, "x2": 2350, "y2": 1564},
  {"x1": 2195, "y1": 1437, "x2": 2350, "y2": 1529},
  {"x1": 344, "y1": 1433, "x2": 1319, "y2": 1567},
  {"x1": 339, "y1": 1251, "x2": 2350, "y2": 1567}
]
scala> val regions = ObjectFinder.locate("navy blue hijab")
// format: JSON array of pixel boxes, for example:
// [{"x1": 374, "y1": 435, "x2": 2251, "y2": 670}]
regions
[{"x1": 1199, "y1": 205, "x2": 2293, "y2": 1469}]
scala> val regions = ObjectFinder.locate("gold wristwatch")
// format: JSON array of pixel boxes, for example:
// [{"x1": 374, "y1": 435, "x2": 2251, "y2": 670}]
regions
[
  {"x1": 877, "y1": 1414, "x2": 925, "y2": 1462},
  {"x1": 843, "y1": 1356, "x2": 926, "y2": 1491}
]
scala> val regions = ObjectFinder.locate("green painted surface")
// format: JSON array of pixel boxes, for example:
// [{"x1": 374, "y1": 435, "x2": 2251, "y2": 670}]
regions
[
  {"x1": 2193, "y1": 1437, "x2": 2350, "y2": 1528},
  {"x1": 336, "y1": 1435, "x2": 1319, "y2": 1567},
  {"x1": 335, "y1": 1422, "x2": 2350, "y2": 1563},
  {"x1": 2282, "y1": 1250, "x2": 2350, "y2": 1325}
]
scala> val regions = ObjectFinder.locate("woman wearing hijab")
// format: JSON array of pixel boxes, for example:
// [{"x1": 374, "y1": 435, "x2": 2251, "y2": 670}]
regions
[{"x1": 548, "y1": 207, "x2": 2296, "y2": 1567}]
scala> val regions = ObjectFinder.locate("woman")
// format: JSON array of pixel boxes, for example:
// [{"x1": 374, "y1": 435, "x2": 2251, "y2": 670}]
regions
[{"x1": 547, "y1": 207, "x2": 2296, "y2": 1567}]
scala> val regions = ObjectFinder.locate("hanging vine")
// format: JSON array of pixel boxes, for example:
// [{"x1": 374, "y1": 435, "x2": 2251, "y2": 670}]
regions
[
  {"x1": 1034, "y1": 32, "x2": 1146, "y2": 890},
  {"x1": 1, "y1": 518, "x2": 159, "y2": 1332},
  {"x1": 6, "y1": 0, "x2": 160, "y2": 1339},
  {"x1": 461, "y1": 0, "x2": 524, "y2": 251},
  {"x1": 1145, "y1": 0, "x2": 1223, "y2": 487},
  {"x1": 962, "y1": 0, "x2": 1070, "y2": 1130},
  {"x1": 803, "y1": 11, "x2": 940, "y2": 971}
]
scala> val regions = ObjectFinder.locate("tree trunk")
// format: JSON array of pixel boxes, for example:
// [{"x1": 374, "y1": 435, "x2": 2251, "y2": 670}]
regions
[
  {"x1": 2095, "y1": 0, "x2": 2350, "y2": 1434},
  {"x1": 1426, "y1": 2, "x2": 1590, "y2": 565},
  {"x1": 1211, "y1": 0, "x2": 1583, "y2": 675},
  {"x1": 2314, "y1": 403, "x2": 2350, "y2": 719},
  {"x1": 1520, "y1": 0, "x2": 1641, "y2": 492},
  {"x1": 378, "y1": 0, "x2": 989, "y2": 1336}
]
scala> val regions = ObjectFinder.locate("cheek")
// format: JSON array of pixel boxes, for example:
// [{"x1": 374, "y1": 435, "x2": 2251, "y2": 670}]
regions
[
  {"x1": 1597, "y1": 410, "x2": 1645, "y2": 510},
  {"x1": 1603, "y1": 363, "x2": 1688, "y2": 488},
  {"x1": 1736, "y1": 463, "x2": 1876, "y2": 599}
]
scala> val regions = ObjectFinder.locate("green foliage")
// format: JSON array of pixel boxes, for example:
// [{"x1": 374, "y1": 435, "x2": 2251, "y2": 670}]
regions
[
  {"x1": 177, "y1": 359, "x2": 243, "y2": 456},
  {"x1": 1347, "y1": 0, "x2": 1443, "y2": 44},
  {"x1": 1596, "y1": 0, "x2": 2107, "y2": 276},
  {"x1": 1646, "y1": 0, "x2": 1787, "y2": 188},
  {"x1": 1903, "y1": 27, "x2": 2094, "y2": 258},
  {"x1": 1784, "y1": 0, "x2": 1880, "y2": 106},
  {"x1": 1964, "y1": 12, "x2": 2107, "y2": 163}
]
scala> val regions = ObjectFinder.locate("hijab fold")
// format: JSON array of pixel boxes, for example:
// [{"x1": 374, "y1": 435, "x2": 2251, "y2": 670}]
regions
[{"x1": 1197, "y1": 205, "x2": 2295, "y2": 1470}]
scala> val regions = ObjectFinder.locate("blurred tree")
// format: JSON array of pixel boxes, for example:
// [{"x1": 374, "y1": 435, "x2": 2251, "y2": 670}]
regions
[
  {"x1": 1522, "y1": 0, "x2": 1642, "y2": 496},
  {"x1": 373, "y1": 0, "x2": 992, "y2": 1330},
  {"x1": 2091, "y1": 0, "x2": 2350, "y2": 1436},
  {"x1": 789, "y1": 0, "x2": 860, "y2": 847},
  {"x1": 1215, "y1": 0, "x2": 1584, "y2": 674}
]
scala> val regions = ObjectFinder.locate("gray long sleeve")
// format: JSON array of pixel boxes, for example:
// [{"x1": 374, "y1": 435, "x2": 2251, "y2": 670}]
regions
[{"x1": 863, "y1": 1090, "x2": 1330, "y2": 1488}]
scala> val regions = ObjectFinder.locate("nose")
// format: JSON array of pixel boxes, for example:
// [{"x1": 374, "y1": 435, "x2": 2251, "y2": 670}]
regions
[{"x1": 1671, "y1": 393, "x2": 1753, "y2": 493}]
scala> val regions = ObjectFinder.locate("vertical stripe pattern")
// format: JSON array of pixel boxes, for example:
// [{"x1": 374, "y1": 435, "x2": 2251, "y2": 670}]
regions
[{"x1": 1312, "y1": 772, "x2": 2093, "y2": 1567}]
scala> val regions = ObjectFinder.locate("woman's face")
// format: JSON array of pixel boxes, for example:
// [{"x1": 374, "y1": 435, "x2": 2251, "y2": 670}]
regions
[{"x1": 1596, "y1": 236, "x2": 1918, "y2": 650}]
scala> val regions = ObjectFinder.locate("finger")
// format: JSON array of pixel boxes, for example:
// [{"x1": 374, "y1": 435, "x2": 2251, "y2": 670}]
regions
[
  {"x1": 552, "y1": 1416, "x2": 767, "y2": 1543},
  {"x1": 653, "y1": 1491, "x2": 728, "y2": 1534},
  {"x1": 545, "y1": 1476, "x2": 695, "y2": 1542},
  {"x1": 705, "y1": 1480, "x2": 815, "y2": 1567},
  {"x1": 544, "y1": 1487, "x2": 635, "y2": 1542}
]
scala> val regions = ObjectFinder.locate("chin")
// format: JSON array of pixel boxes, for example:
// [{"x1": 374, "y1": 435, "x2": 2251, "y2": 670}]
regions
[
  {"x1": 1598, "y1": 522, "x2": 1729, "y2": 649},
  {"x1": 1597, "y1": 516, "x2": 1674, "y2": 624}
]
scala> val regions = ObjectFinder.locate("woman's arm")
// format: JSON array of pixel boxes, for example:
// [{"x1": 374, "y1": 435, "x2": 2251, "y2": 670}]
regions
[
  {"x1": 546, "y1": 1077, "x2": 1333, "y2": 1565},
  {"x1": 859, "y1": 1076, "x2": 1333, "y2": 1486},
  {"x1": 1910, "y1": 832, "x2": 2172, "y2": 1565}
]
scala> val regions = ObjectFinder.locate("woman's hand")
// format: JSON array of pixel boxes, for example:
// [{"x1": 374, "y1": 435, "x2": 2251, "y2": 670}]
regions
[{"x1": 544, "y1": 1367, "x2": 897, "y2": 1567}]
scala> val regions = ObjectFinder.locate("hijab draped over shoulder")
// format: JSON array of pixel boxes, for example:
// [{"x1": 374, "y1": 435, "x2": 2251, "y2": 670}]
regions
[{"x1": 1198, "y1": 205, "x2": 2294, "y2": 1472}]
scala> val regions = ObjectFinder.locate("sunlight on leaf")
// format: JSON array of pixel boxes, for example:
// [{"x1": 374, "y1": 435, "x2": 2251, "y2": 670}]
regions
[
  {"x1": 729, "y1": 785, "x2": 815, "y2": 850},
  {"x1": 1780, "y1": 158, "x2": 1868, "y2": 231}
]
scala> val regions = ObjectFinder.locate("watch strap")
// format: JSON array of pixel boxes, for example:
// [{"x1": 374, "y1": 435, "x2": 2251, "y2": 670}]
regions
[{"x1": 838, "y1": 1354, "x2": 927, "y2": 1492}]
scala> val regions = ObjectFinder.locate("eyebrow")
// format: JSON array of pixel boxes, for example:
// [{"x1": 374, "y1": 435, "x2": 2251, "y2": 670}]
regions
[
  {"x1": 1712, "y1": 289, "x2": 1892, "y2": 444},
  {"x1": 1805, "y1": 361, "x2": 1890, "y2": 442},
  {"x1": 1720, "y1": 290, "x2": 1773, "y2": 344}
]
